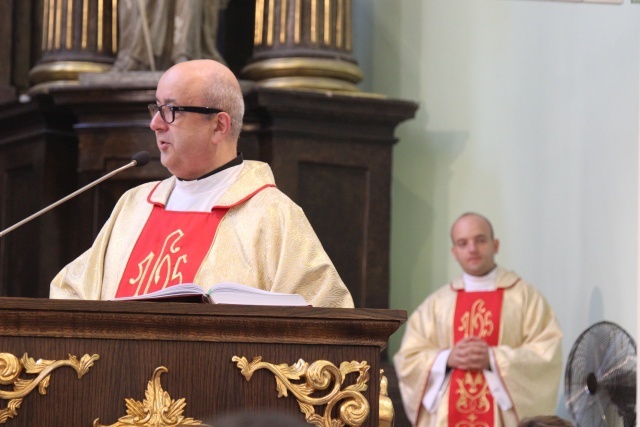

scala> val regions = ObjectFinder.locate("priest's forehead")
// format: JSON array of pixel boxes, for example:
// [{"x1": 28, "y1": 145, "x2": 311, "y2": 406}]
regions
[
  {"x1": 450, "y1": 212, "x2": 495, "y2": 241},
  {"x1": 156, "y1": 62, "x2": 211, "y2": 105}
]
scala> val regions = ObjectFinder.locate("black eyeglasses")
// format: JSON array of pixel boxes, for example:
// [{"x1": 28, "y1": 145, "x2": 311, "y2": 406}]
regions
[{"x1": 148, "y1": 103, "x2": 224, "y2": 124}]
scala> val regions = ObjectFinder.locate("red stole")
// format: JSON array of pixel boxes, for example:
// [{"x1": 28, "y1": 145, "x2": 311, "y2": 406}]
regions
[
  {"x1": 115, "y1": 206, "x2": 229, "y2": 298},
  {"x1": 448, "y1": 289, "x2": 504, "y2": 427}
]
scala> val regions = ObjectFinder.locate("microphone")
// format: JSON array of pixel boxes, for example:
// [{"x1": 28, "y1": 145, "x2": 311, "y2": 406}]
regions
[{"x1": 0, "y1": 151, "x2": 151, "y2": 239}]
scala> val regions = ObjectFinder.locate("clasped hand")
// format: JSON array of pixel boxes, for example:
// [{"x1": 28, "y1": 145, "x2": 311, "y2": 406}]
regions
[{"x1": 447, "y1": 337, "x2": 490, "y2": 371}]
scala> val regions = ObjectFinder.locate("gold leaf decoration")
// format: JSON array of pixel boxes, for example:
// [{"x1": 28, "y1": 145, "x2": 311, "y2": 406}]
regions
[
  {"x1": 339, "y1": 361, "x2": 369, "y2": 393},
  {"x1": 93, "y1": 367, "x2": 204, "y2": 427},
  {"x1": 232, "y1": 356, "x2": 370, "y2": 427},
  {"x1": 0, "y1": 354, "x2": 21, "y2": 385},
  {"x1": 0, "y1": 352, "x2": 99, "y2": 424},
  {"x1": 378, "y1": 369, "x2": 394, "y2": 427},
  {"x1": 0, "y1": 399, "x2": 21, "y2": 424}
]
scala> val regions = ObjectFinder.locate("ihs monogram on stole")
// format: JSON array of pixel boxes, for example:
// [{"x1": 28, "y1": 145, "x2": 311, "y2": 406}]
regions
[
  {"x1": 458, "y1": 299, "x2": 495, "y2": 339},
  {"x1": 449, "y1": 290, "x2": 504, "y2": 427},
  {"x1": 115, "y1": 205, "x2": 228, "y2": 298},
  {"x1": 128, "y1": 229, "x2": 188, "y2": 296}
]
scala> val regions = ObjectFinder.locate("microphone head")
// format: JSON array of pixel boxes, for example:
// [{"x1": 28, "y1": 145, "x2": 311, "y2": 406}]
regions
[{"x1": 131, "y1": 151, "x2": 151, "y2": 167}]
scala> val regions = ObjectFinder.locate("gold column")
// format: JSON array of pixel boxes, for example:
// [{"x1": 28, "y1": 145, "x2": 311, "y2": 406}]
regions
[
  {"x1": 243, "y1": 0, "x2": 364, "y2": 92},
  {"x1": 29, "y1": 0, "x2": 117, "y2": 93}
]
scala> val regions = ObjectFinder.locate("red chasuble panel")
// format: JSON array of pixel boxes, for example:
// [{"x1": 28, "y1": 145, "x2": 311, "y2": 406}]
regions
[
  {"x1": 115, "y1": 206, "x2": 229, "y2": 298},
  {"x1": 448, "y1": 289, "x2": 504, "y2": 427}
]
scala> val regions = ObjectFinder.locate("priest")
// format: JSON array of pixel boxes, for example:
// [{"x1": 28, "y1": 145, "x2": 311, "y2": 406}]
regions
[
  {"x1": 394, "y1": 213, "x2": 562, "y2": 427},
  {"x1": 50, "y1": 59, "x2": 354, "y2": 309}
]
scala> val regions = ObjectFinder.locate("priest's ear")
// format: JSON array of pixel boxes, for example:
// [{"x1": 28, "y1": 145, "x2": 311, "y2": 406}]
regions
[{"x1": 211, "y1": 111, "x2": 232, "y2": 143}]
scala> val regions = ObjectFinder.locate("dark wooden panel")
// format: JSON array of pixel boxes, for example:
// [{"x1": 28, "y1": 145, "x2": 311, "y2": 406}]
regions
[
  {"x1": 0, "y1": 1, "x2": 13, "y2": 101},
  {"x1": 0, "y1": 337, "x2": 379, "y2": 426},
  {"x1": 1, "y1": 163, "x2": 39, "y2": 295},
  {"x1": 248, "y1": 88, "x2": 416, "y2": 309},
  {"x1": 298, "y1": 161, "x2": 368, "y2": 307},
  {"x1": 0, "y1": 97, "x2": 78, "y2": 297},
  {"x1": 0, "y1": 298, "x2": 405, "y2": 426},
  {"x1": 0, "y1": 298, "x2": 406, "y2": 347}
]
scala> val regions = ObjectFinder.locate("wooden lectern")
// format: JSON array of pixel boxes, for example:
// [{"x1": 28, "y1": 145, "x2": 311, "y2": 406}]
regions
[{"x1": 0, "y1": 298, "x2": 405, "y2": 426}]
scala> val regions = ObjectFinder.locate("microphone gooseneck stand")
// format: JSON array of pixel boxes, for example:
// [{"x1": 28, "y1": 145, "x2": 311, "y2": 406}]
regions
[{"x1": 0, "y1": 151, "x2": 151, "y2": 239}]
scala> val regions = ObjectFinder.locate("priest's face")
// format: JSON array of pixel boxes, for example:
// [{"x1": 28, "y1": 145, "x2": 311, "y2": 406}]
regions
[
  {"x1": 151, "y1": 64, "x2": 222, "y2": 180},
  {"x1": 450, "y1": 214, "x2": 499, "y2": 277}
]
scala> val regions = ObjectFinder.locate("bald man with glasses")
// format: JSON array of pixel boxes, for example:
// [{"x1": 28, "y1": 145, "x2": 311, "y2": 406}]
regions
[{"x1": 50, "y1": 60, "x2": 354, "y2": 309}]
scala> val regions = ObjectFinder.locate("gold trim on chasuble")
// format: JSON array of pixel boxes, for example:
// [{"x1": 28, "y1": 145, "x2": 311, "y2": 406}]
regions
[{"x1": 449, "y1": 290, "x2": 504, "y2": 427}]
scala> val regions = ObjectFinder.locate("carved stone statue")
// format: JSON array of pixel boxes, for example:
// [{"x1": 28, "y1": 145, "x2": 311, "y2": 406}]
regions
[{"x1": 113, "y1": 0, "x2": 229, "y2": 71}]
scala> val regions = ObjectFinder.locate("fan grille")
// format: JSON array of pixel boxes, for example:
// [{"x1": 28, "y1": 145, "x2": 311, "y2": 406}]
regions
[{"x1": 565, "y1": 321, "x2": 636, "y2": 427}]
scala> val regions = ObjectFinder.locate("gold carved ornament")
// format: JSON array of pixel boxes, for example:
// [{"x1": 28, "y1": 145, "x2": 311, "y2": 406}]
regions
[
  {"x1": 93, "y1": 367, "x2": 204, "y2": 427},
  {"x1": 378, "y1": 370, "x2": 394, "y2": 427},
  {"x1": 232, "y1": 356, "x2": 370, "y2": 427},
  {"x1": 0, "y1": 352, "x2": 99, "y2": 424}
]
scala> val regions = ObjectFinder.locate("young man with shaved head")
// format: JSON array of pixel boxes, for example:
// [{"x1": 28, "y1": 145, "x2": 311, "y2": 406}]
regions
[
  {"x1": 50, "y1": 60, "x2": 353, "y2": 309},
  {"x1": 394, "y1": 213, "x2": 562, "y2": 427}
]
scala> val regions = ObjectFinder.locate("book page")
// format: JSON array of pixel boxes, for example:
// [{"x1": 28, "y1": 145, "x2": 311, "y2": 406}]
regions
[
  {"x1": 206, "y1": 282, "x2": 310, "y2": 306},
  {"x1": 113, "y1": 282, "x2": 310, "y2": 306},
  {"x1": 112, "y1": 283, "x2": 205, "y2": 301}
]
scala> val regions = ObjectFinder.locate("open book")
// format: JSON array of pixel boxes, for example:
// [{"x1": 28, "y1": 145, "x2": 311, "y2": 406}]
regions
[{"x1": 113, "y1": 282, "x2": 310, "y2": 306}]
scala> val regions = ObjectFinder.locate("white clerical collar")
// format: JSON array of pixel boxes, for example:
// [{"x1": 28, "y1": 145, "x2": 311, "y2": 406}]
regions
[
  {"x1": 174, "y1": 164, "x2": 241, "y2": 193},
  {"x1": 166, "y1": 164, "x2": 243, "y2": 211},
  {"x1": 463, "y1": 266, "x2": 498, "y2": 292}
]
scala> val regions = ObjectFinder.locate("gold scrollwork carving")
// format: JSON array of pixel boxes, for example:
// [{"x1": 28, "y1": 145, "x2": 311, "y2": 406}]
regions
[
  {"x1": 232, "y1": 356, "x2": 370, "y2": 427},
  {"x1": 93, "y1": 367, "x2": 204, "y2": 427},
  {"x1": 378, "y1": 370, "x2": 394, "y2": 427},
  {"x1": 0, "y1": 352, "x2": 100, "y2": 424}
]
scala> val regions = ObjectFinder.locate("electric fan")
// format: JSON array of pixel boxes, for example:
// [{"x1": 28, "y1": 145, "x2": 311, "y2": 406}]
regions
[{"x1": 564, "y1": 321, "x2": 637, "y2": 427}]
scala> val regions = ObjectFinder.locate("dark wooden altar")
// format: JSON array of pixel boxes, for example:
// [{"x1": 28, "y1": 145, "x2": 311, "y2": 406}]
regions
[{"x1": 0, "y1": 297, "x2": 406, "y2": 426}]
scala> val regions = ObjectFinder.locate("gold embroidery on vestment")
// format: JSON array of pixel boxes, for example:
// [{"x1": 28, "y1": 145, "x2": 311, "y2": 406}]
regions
[
  {"x1": 458, "y1": 299, "x2": 494, "y2": 338},
  {"x1": 128, "y1": 229, "x2": 188, "y2": 296}
]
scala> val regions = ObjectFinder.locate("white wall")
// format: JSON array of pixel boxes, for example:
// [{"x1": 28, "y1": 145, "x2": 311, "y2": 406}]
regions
[{"x1": 353, "y1": 0, "x2": 639, "y2": 416}]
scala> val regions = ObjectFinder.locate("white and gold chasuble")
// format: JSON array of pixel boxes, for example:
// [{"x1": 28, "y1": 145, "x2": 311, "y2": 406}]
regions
[
  {"x1": 393, "y1": 267, "x2": 562, "y2": 427},
  {"x1": 51, "y1": 161, "x2": 354, "y2": 308}
]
